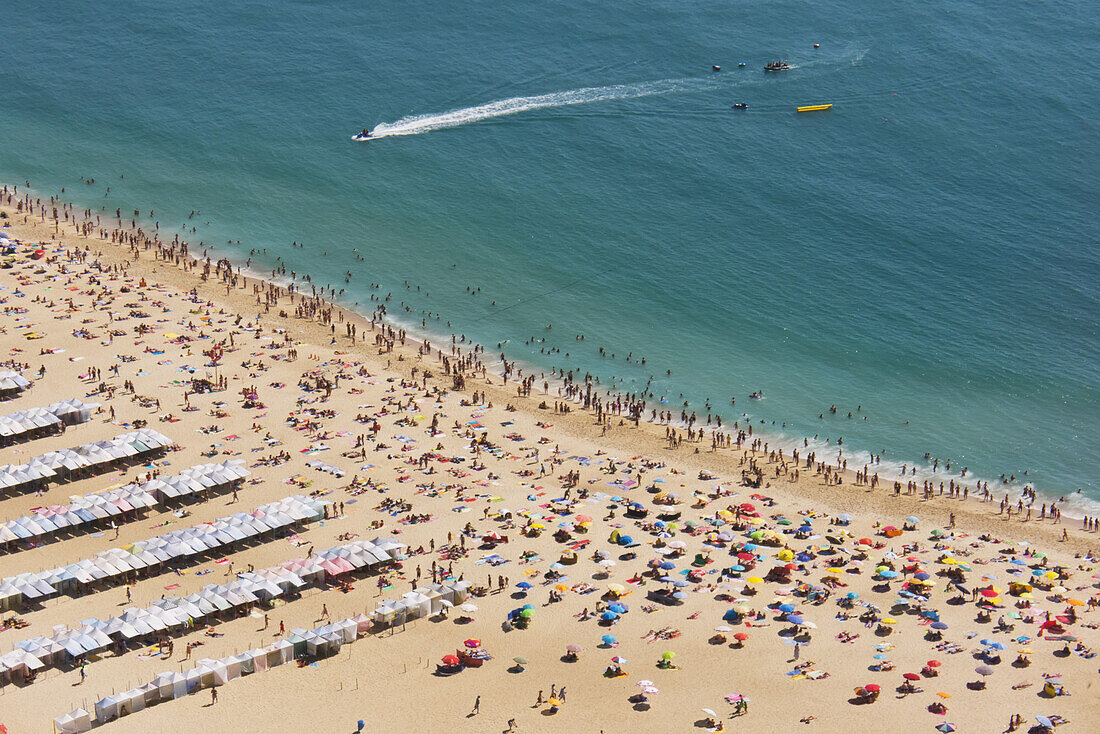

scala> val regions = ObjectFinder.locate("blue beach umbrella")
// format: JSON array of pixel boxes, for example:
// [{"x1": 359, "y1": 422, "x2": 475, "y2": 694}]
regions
[
  {"x1": 778, "y1": 604, "x2": 796, "y2": 613},
  {"x1": 516, "y1": 581, "x2": 533, "y2": 589},
  {"x1": 732, "y1": 565, "x2": 746, "y2": 572},
  {"x1": 931, "y1": 622, "x2": 948, "y2": 630},
  {"x1": 601, "y1": 611, "x2": 619, "y2": 621},
  {"x1": 914, "y1": 572, "x2": 931, "y2": 581},
  {"x1": 846, "y1": 592, "x2": 859, "y2": 599},
  {"x1": 609, "y1": 603, "x2": 627, "y2": 614},
  {"x1": 659, "y1": 561, "x2": 676, "y2": 570},
  {"x1": 672, "y1": 580, "x2": 689, "y2": 588},
  {"x1": 601, "y1": 634, "x2": 617, "y2": 645},
  {"x1": 672, "y1": 592, "x2": 687, "y2": 600},
  {"x1": 880, "y1": 570, "x2": 899, "y2": 579},
  {"x1": 786, "y1": 615, "x2": 804, "y2": 625},
  {"x1": 872, "y1": 654, "x2": 887, "y2": 660}
]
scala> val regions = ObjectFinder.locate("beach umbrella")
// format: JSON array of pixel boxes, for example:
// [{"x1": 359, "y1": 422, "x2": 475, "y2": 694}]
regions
[
  {"x1": 846, "y1": 592, "x2": 860, "y2": 599},
  {"x1": 732, "y1": 633, "x2": 748, "y2": 641},
  {"x1": 927, "y1": 659, "x2": 941, "y2": 668},
  {"x1": 660, "y1": 651, "x2": 675, "y2": 660},
  {"x1": 1036, "y1": 716, "x2": 1054, "y2": 728},
  {"x1": 601, "y1": 635, "x2": 617, "y2": 645},
  {"x1": 746, "y1": 576, "x2": 764, "y2": 584},
  {"x1": 566, "y1": 644, "x2": 583, "y2": 653},
  {"x1": 513, "y1": 656, "x2": 528, "y2": 665},
  {"x1": 516, "y1": 581, "x2": 533, "y2": 589},
  {"x1": 786, "y1": 615, "x2": 804, "y2": 626},
  {"x1": 601, "y1": 611, "x2": 619, "y2": 621},
  {"x1": 903, "y1": 673, "x2": 921, "y2": 681},
  {"x1": 936, "y1": 724, "x2": 957, "y2": 733},
  {"x1": 914, "y1": 572, "x2": 931, "y2": 581},
  {"x1": 464, "y1": 639, "x2": 481, "y2": 648},
  {"x1": 672, "y1": 591, "x2": 688, "y2": 600},
  {"x1": 880, "y1": 570, "x2": 899, "y2": 579},
  {"x1": 779, "y1": 603, "x2": 796, "y2": 613},
  {"x1": 864, "y1": 684, "x2": 881, "y2": 693},
  {"x1": 975, "y1": 665, "x2": 993, "y2": 676},
  {"x1": 520, "y1": 609, "x2": 534, "y2": 618},
  {"x1": 1066, "y1": 598, "x2": 1084, "y2": 606},
  {"x1": 659, "y1": 561, "x2": 675, "y2": 570},
  {"x1": 930, "y1": 622, "x2": 948, "y2": 630},
  {"x1": 701, "y1": 708, "x2": 718, "y2": 718},
  {"x1": 441, "y1": 654, "x2": 460, "y2": 665},
  {"x1": 906, "y1": 516, "x2": 920, "y2": 524},
  {"x1": 872, "y1": 654, "x2": 887, "y2": 660},
  {"x1": 608, "y1": 603, "x2": 627, "y2": 614},
  {"x1": 611, "y1": 656, "x2": 627, "y2": 664},
  {"x1": 460, "y1": 603, "x2": 478, "y2": 613},
  {"x1": 672, "y1": 580, "x2": 689, "y2": 588},
  {"x1": 732, "y1": 565, "x2": 746, "y2": 572}
]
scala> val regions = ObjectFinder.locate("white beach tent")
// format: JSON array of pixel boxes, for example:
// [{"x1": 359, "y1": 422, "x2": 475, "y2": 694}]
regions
[{"x1": 53, "y1": 708, "x2": 93, "y2": 733}]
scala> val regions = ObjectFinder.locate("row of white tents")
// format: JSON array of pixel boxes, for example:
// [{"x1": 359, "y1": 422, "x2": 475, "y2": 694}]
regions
[
  {"x1": 4, "y1": 538, "x2": 408, "y2": 682},
  {"x1": 55, "y1": 615, "x2": 374, "y2": 731},
  {"x1": 0, "y1": 494, "x2": 327, "y2": 612},
  {"x1": 0, "y1": 370, "x2": 32, "y2": 400},
  {"x1": 0, "y1": 428, "x2": 174, "y2": 495},
  {"x1": 0, "y1": 397, "x2": 97, "y2": 446},
  {"x1": 372, "y1": 579, "x2": 471, "y2": 628},
  {"x1": 0, "y1": 460, "x2": 250, "y2": 549}
]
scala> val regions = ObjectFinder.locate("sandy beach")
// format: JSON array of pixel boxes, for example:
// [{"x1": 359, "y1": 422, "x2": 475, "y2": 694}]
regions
[{"x1": 1, "y1": 189, "x2": 1097, "y2": 734}]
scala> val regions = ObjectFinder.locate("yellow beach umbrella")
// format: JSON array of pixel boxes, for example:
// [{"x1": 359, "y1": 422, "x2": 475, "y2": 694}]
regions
[
  {"x1": 1066, "y1": 599, "x2": 1084, "y2": 606},
  {"x1": 746, "y1": 577, "x2": 764, "y2": 584}
]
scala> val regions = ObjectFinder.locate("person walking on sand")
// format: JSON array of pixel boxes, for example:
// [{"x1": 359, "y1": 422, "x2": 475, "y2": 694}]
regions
[
  {"x1": 211, "y1": 687, "x2": 218, "y2": 705},
  {"x1": 320, "y1": 604, "x2": 330, "y2": 621},
  {"x1": 535, "y1": 690, "x2": 543, "y2": 706},
  {"x1": 506, "y1": 718, "x2": 517, "y2": 732},
  {"x1": 471, "y1": 695, "x2": 480, "y2": 716}
]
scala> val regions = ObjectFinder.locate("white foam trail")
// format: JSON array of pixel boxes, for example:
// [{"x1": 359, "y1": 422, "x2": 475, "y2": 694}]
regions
[{"x1": 368, "y1": 78, "x2": 690, "y2": 138}]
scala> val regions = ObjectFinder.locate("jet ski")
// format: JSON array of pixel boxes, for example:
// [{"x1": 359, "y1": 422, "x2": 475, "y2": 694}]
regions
[{"x1": 352, "y1": 128, "x2": 373, "y2": 141}]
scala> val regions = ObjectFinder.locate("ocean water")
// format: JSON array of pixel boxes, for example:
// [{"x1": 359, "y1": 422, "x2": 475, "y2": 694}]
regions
[{"x1": 2, "y1": 2, "x2": 1097, "y2": 510}]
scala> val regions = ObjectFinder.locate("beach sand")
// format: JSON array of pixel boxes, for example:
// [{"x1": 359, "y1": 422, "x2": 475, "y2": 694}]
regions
[{"x1": 0, "y1": 192, "x2": 1096, "y2": 733}]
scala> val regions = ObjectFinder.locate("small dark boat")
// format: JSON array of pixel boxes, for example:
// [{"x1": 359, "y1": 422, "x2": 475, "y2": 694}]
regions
[
  {"x1": 764, "y1": 60, "x2": 791, "y2": 72},
  {"x1": 712, "y1": 65, "x2": 721, "y2": 71},
  {"x1": 732, "y1": 103, "x2": 749, "y2": 110}
]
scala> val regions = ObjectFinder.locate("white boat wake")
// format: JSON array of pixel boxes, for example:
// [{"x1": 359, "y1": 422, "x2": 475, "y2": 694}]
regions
[{"x1": 365, "y1": 78, "x2": 692, "y2": 139}]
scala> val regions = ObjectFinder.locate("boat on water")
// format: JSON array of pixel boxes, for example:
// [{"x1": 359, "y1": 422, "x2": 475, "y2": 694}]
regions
[
  {"x1": 764, "y1": 60, "x2": 790, "y2": 72},
  {"x1": 731, "y1": 103, "x2": 749, "y2": 110},
  {"x1": 796, "y1": 104, "x2": 833, "y2": 112},
  {"x1": 351, "y1": 128, "x2": 373, "y2": 141}
]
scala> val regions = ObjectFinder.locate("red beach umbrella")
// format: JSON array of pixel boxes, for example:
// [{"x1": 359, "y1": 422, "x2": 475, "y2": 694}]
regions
[
  {"x1": 442, "y1": 655, "x2": 460, "y2": 665},
  {"x1": 864, "y1": 684, "x2": 881, "y2": 693},
  {"x1": 903, "y1": 673, "x2": 921, "y2": 681},
  {"x1": 927, "y1": 660, "x2": 941, "y2": 668}
]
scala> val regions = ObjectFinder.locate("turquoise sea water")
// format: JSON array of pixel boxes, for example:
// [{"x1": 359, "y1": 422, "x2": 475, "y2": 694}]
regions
[{"x1": 2, "y1": 2, "x2": 1097, "y2": 510}]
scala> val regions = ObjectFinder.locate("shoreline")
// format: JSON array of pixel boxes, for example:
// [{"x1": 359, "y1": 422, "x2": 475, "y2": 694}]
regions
[{"x1": 2, "y1": 183, "x2": 1095, "y2": 550}]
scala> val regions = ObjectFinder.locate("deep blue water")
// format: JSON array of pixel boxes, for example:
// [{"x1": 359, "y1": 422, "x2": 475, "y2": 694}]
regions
[{"x1": 2, "y1": 1, "x2": 1097, "y2": 510}]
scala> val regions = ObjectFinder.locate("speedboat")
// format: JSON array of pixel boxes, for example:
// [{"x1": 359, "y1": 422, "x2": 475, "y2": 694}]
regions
[
  {"x1": 351, "y1": 129, "x2": 373, "y2": 141},
  {"x1": 731, "y1": 103, "x2": 749, "y2": 110},
  {"x1": 764, "y1": 61, "x2": 790, "y2": 72},
  {"x1": 712, "y1": 65, "x2": 722, "y2": 71}
]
